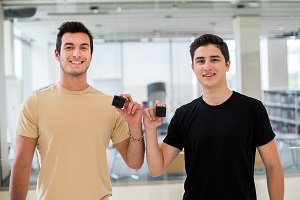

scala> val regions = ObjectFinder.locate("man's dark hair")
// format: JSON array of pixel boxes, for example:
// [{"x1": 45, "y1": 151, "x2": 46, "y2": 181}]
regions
[
  {"x1": 56, "y1": 21, "x2": 94, "y2": 55},
  {"x1": 189, "y1": 34, "x2": 230, "y2": 63}
]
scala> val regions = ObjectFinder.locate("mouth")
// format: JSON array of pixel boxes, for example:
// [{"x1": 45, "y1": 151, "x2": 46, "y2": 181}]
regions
[
  {"x1": 70, "y1": 60, "x2": 83, "y2": 64},
  {"x1": 203, "y1": 73, "x2": 216, "y2": 77}
]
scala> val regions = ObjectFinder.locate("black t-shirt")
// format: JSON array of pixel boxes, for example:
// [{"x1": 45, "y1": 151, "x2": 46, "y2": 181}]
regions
[{"x1": 163, "y1": 91, "x2": 275, "y2": 200}]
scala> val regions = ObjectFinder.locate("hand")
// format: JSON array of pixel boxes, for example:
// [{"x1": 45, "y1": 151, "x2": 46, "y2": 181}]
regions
[
  {"x1": 115, "y1": 94, "x2": 142, "y2": 125},
  {"x1": 143, "y1": 100, "x2": 167, "y2": 131}
]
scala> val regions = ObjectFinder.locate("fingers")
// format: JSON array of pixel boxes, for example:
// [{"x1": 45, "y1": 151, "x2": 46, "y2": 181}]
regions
[
  {"x1": 144, "y1": 107, "x2": 156, "y2": 121},
  {"x1": 127, "y1": 101, "x2": 141, "y2": 114},
  {"x1": 119, "y1": 94, "x2": 141, "y2": 114},
  {"x1": 144, "y1": 105, "x2": 166, "y2": 121},
  {"x1": 121, "y1": 94, "x2": 132, "y2": 102},
  {"x1": 154, "y1": 100, "x2": 161, "y2": 107}
]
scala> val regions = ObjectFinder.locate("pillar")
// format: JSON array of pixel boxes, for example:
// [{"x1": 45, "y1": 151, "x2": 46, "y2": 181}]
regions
[
  {"x1": 0, "y1": 3, "x2": 9, "y2": 165},
  {"x1": 233, "y1": 16, "x2": 261, "y2": 100},
  {"x1": 267, "y1": 38, "x2": 288, "y2": 88}
]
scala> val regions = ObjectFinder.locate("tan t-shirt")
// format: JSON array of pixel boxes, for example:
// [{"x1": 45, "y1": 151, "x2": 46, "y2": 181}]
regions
[{"x1": 17, "y1": 84, "x2": 129, "y2": 200}]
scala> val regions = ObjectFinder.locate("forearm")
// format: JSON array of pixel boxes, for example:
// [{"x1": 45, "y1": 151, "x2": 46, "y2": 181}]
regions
[
  {"x1": 126, "y1": 123, "x2": 145, "y2": 169},
  {"x1": 266, "y1": 165, "x2": 284, "y2": 200},
  {"x1": 145, "y1": 128, "x2": 166, "y2": 176},
  {"x1": 9, "y1": 163, "x2": 32, "y2": 200}
]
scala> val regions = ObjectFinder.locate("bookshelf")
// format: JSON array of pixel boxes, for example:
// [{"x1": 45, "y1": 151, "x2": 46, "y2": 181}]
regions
[
  {"x1": 264, "y1": 90, "x2": 300, "y2": 169},
  {"x1": 263, "y1": 90, "x2": 300, "y2": 135}
]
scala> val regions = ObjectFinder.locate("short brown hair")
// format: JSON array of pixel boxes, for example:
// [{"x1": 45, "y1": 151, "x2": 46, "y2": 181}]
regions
[
  {"x1": 190, "y1": 34, "x2": 230, "y2": 63},
  {"x1": 56, "y1": 21, "x2": 94, "y2": 55}
]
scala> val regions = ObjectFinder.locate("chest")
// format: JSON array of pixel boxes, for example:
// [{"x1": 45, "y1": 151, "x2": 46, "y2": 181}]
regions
[
  {"x1": 37, "y1": 95, "x2": 115, "y2": 143},
  {"x1": 182, "y1": 105, "x2": 255, "y2": 151}
]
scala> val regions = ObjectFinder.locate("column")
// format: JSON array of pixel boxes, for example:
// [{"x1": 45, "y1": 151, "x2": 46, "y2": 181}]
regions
[
  {"x1": 4, "y1": 20, "x2": 14, "y2": 75},
  {"x1": 0, "y1": 4, "x2": 9, "y2": 161},
  {"x1": 233, "y1": 16, "x2": 261, "y2": 100},
  {"x1": 267, "y1": 38, "x2": 288, "y2": 88}
]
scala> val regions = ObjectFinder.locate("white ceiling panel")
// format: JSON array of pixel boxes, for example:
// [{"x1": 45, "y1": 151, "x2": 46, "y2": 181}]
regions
[{"x1": 1, "y1": 0, "x2": 300, "y2": 42}]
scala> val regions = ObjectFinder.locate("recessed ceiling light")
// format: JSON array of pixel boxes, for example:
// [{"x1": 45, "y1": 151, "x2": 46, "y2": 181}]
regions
[
  {"x1": 248, "y1": 2, "x2": 259, "y2": 8},
  {"x1": 90, "y1": 6, "x2": 99, "y2": 14},
  {"x1": 117, "y1": 7, "x2": 122, "y2": 12}
]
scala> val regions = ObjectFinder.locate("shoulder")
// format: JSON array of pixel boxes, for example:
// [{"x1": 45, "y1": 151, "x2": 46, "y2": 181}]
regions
[
  {"x1": 175, "y1": 98, "x2": 200, "y2": 116},
  {"x1": 232, "y1": 91, "x2": 263, "y2": 105},
  {"x1": 22, "y1": 84, "x2": 55, "y2": 104},
  {"x1": 34, "y1": 83, "x2": 59, "y2": 96},
  {"x1": 87, "y1": 86, "x2": 114, "y2": 102},
  {"x1": 232, "y1": 91, "x2": 266, "y2": 114}
]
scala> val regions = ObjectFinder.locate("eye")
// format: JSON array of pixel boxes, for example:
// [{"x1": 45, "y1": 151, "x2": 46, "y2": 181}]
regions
[
  {"x1": 211, "y1": 58, "x2": 220, "y2": 62},
  {"x1": 65, "y1": 46, "x2": 73, "y2": 50},
  {"x1": 80, "y1": 46, "x2": 89, "y2": 50},
  {"x1": 196, "y1": 59, "x2": 205, "y2": 64}
]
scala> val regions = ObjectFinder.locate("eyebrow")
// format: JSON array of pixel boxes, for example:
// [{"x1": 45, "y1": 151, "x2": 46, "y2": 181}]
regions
[
  {"x1": 195, "y1": 55, "x2": 221, "y2": 60},
  {"x1": 64, "y1": 42, "x2": 90, "y2": 47}
]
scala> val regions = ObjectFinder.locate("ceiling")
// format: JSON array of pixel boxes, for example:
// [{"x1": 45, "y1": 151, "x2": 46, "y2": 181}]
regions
[{"x1": 1, "y1": 0, "x2": 300, "y2": 43}]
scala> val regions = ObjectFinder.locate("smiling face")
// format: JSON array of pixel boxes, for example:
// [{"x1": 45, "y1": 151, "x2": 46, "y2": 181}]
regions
[
  {"x1": 191, "y1": 44, "x2": 230, "y2": 91},
  {"x1": 55, "y1": 32, "x2": 92, "y2": 78}
]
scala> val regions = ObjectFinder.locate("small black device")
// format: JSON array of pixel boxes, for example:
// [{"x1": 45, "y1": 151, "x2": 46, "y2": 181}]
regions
[
  {"x1": 112, "y1": 95, "x2": 126, "y2": 108},
  {"x1": 156, "y1": 106, "x2": 166, "y2": 117}
]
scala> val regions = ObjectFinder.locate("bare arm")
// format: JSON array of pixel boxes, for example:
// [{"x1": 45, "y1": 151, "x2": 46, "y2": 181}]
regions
[
  {"x1": 9, "y1": 134, "x2": 37, "y2": 200},
  {"x1": 258, "y1": 139, "x2": 284, "y2": 200},
  {"x1": 114, "y1": 124, "x2": 145, "y2": 170},
  {"x1": 146, "y1": 131, "x2": 181, "y2": 176},
  {"x1": 143, "y1": 100, "x2": 181, "y2": 176},
  {"x1": 114, "y1": 94, "x2": 145, "y2": 169}
]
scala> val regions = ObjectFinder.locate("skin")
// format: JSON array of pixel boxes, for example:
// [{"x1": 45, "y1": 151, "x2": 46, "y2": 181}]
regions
[
  {"x1": 9, "y1": 32, "x2": 145, "y2": 200},
  {"x1": 144, "y1": 44, "x2": 284, "y2": 200},
  {"x1": 55, "y1": 32, "x2": 92, "y2": 91}
]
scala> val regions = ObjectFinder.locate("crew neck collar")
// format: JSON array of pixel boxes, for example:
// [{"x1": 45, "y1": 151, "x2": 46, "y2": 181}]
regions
[{"x1": 57, "y1": 83, "x2": 91, "y2": 95}]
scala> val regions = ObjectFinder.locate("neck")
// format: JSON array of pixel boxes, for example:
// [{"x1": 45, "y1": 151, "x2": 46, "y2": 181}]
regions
[
  {"x1": 202, "y1": 87, "x2": 232, "y2": 106},
  {"x1": 60, "y1": 74, "x2": 88, "y2": 91}
]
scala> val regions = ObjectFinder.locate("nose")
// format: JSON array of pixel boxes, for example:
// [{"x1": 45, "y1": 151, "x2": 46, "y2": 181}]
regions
[
  {"x1": 203, "y1": 60, "x2": 212, "y2": 70},
  {"x1": 72, "y1": 48, "x2": 81, "y2": 57}
]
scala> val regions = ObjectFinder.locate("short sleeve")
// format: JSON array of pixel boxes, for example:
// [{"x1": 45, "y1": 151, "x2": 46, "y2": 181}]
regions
[
  {"x1": 163, "y1": 109, "x2": 184, "y2": 151},
  {"x1": 16, "y1": 94, "x2": 39, "y2": 138},
  {"x1": 110, "y1": 111, "x2": 130, "y2": 145},
  {"x1": 254, "y1": 101, "x2": 275, "y2": 146}
]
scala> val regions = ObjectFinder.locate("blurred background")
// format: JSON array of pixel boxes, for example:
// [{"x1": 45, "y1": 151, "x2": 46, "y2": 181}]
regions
[{"x1": 0, "y1": 0, "x2": 300, "y2": 199}]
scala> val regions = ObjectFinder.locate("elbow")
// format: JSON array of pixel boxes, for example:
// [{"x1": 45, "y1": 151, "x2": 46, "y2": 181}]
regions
[
  {"x1": 133, "y1": 163, "x2": 144, "y2": 170},
  {"x1": 128, "y1": 160, "x2": 144, "y2": 170},
  {"x1": 149, "y1": 168, "x2": 164, "y2": 177},
  {"x1": 149, "y1": 171, "x2": 163, "y2": 177}
]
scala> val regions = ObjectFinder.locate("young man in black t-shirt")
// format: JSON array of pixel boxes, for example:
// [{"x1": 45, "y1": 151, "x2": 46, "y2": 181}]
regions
[{"x1": 143, "y1": 34, "x2": 284, "y2": 200}]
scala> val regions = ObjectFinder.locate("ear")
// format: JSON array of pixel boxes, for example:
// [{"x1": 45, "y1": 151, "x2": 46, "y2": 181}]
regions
[
  {"x1": 54, "y1": 49, "x2": 60, "y2": 61},
  {"x1": 191, "y1": 63, "x2": 195, "y2": 72},
  {"x1": 225, "y1": 60, "x2": 231, "y2": 72}
]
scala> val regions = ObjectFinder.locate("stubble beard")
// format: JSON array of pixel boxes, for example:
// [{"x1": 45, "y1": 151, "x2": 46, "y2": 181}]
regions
[{"x1": 60, "y1": 64, "x2": 89, "y2": 78}]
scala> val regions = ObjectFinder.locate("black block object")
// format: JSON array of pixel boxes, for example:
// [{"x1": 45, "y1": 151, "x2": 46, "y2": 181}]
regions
[
  {"x1": 156, "y1": 106, "x2": 166, "y2": 117},
  {"x1": 112, "y1": 95, "x2": 126, "y2": 108}
]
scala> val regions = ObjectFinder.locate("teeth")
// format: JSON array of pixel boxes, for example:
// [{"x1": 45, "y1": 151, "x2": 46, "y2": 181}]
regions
[
  {"x1": 71, "y1": 61, "x2": 81, "y2": 64},
  {"x1": 204, "y1": 74, "x2": 215, "y2": 77}
]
